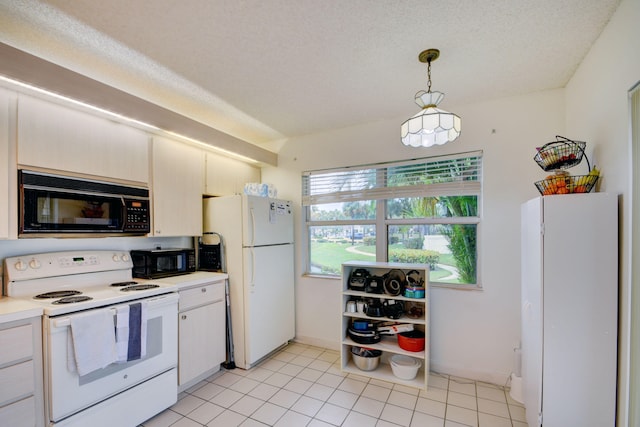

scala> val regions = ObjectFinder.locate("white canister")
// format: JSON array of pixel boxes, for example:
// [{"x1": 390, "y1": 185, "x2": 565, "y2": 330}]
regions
[{"x1": 346, "y1": 301, "x2": 357, "y2": 313}]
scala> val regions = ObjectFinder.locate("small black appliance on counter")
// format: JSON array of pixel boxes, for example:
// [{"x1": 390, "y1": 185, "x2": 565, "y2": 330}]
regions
[
  {"x1": 131, "y1": 248, "x2": 196, "y2": 279},
  {"x1": 198, "y1": 233, "x2": 223, "y2": 272}
]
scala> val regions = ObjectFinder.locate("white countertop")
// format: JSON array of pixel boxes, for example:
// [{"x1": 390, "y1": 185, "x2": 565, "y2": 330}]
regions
[
  {"x1": 0, "y1": 271, "x2": 228, "y2": 325},
  {"x1": 147, "y1": 271, "x2": 228, "y2": 291},
  {"x1": 0, "y1": 297, "x2": 43, "y2": 324}
]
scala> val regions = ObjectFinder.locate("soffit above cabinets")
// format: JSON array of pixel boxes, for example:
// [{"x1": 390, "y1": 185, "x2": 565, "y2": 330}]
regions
[{"x1": 0, "y1": 43, "x2": 278, "y2": 167}]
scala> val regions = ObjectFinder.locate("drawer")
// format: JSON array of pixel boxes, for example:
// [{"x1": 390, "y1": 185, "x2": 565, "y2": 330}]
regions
[
  {"x1": 0, "y1": 360, "x2": 34, "y2": 405},
  {"x1": 179, "y1": 282, "x2": 224, "y2": 311},
  {"x1": 0, "y1": 324, "x2": 33, "y2": 366},
  {"x1": 0, "y1": 395, "x2": 36, "y2": 427}
]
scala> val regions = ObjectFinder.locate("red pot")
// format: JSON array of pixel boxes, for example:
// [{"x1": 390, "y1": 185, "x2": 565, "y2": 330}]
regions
[{"x1": 397, "y1": 330, "x2": 425, "y2": 352}]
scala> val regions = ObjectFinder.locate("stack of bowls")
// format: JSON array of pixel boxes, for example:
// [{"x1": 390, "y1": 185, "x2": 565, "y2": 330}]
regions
[{"x1": 390, "y1": 355, "x2": 422, "y2": 380}]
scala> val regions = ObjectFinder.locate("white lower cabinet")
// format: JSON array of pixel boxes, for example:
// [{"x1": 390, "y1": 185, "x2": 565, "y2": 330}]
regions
[
  {"x1": 0, "y1": 317, "x2": 44, "y2": 427},
  {"x1": 341, "y1": 261, "x2": 429, "y2": 391},
  {"x1": 178, "y1": 280, "x2": 226, "y2": 392}
]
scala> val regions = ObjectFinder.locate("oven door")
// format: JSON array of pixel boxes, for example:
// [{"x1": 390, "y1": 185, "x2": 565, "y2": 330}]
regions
[{"x1": 43, "y1": 293, "x2": 178, "y2": 423}]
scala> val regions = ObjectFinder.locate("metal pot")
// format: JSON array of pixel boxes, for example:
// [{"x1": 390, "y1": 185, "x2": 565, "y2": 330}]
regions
[{"x1": 351, "y1": 346, "x2": 382, "y2": 371}]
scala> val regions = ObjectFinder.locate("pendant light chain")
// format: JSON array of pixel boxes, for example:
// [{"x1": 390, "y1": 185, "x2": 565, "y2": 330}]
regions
[{"x1": 427, "y1": 59, "x2": 432, "y2": 93}]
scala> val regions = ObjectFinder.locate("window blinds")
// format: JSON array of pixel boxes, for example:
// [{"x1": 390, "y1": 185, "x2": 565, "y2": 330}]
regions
[{"x1": 302, "y1": 151, "x2": 482, "y2": 206}]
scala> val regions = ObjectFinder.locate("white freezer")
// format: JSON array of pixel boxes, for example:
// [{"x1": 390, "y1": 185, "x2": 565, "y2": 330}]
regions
[
  {"x1": 241, "y1": 195, "x2": 293, "y2": 246},
  {"x1": 521, "y1": 193, "x2": 618, "y2": 427}
]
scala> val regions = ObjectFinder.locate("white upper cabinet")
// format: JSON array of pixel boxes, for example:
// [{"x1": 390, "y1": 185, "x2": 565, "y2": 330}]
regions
[
  {"x1": 0, "y1": 88, "x2": 13, "y2": 239},
  {"x1": 151, "y1": 137, "x2": 204, "y2": 236},
  {"x1": 16, "y1": 95, "x2": 149, "y2": 184},
  {"x1": 205, "y1": 152, "x2": 260, "y2": 196}
]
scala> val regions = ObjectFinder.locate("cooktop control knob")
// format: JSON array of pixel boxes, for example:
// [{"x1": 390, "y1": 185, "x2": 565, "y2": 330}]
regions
[
  {"x1": 112, "y1": 254, "x2": 121, "y2": 262},
  {"x1": 29, "y1": 259, "x2": 41, "y2": 269},
  {"x1": 121, "y1": 253, "x2": 130, "y2": 262},
  {"x1": 14, "y1": 260, "x2": 27, "y2": 271}
]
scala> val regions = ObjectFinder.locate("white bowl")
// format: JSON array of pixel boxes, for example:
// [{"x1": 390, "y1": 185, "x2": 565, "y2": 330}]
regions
[{"x1": 390, "y1": 354, "x2": 421, "y2": 380}]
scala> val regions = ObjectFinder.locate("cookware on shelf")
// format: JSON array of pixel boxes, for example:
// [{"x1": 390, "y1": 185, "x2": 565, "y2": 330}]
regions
[
  {"x1": 397, "y1": 330, "x2": 425, "y2": 352},
  {"x1": 383, "y1": 269, "x2": 406, "y2": 296},
  {"x1": 390, "y1": 354, "x2": 422, "y2": 380},
  {"x1": 347, "y1": 327, "x2": 381, "y2": 345},
  {"x1": 351, "y1": 346, "x2": 382, "y2": 371}
]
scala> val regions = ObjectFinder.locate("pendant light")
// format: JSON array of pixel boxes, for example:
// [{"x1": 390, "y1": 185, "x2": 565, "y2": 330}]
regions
[{"x1": 401, "y1": 49, "x2": 461, "y2": 147}]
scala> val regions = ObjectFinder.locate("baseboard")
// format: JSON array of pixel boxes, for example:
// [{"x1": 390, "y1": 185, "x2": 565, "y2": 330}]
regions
[
  {"x1": 292, "y1": 336, "x2": 340, "y2": 352},
  {"x1": 430, "y1": 360, "x2": 512, "y2": 388}
]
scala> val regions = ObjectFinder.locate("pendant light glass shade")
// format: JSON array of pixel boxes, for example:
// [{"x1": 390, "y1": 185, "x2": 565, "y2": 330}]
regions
[{"x1": 401, "y1": 49, "x2": 461, "y2": 147}]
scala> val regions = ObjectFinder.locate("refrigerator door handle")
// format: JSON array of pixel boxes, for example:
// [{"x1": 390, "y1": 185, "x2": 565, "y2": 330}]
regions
[
  {"x1": 249, "y1": 208, "x2": 256, "y2": 246},
  {"x1": 249, "y1": 247, "x2": 255, "y2": 292}
]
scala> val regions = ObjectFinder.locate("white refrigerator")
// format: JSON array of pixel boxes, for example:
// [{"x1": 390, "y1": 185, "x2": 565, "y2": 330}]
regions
[
  {"x1": 203, "y1": 195, "x2": 295, "y2": 369},
  {"x1": 521, "y1": 193, "x2": 618, "y2": 427}
]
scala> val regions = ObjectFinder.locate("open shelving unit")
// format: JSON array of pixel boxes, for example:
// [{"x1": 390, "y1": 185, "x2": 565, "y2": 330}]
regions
[{"x1": 341, "y1": 261, "x2": 429, "y2": 390}]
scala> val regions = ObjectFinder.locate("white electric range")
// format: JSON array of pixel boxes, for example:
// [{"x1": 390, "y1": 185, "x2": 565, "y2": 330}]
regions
[{"x1": 3, "y1": 250, "x2": 180, "y2": 427}]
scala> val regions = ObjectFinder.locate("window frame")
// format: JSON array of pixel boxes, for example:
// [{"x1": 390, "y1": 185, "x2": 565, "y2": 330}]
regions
[{"x1": 302, "y1": 151, "x2": 482, "y2": 289}]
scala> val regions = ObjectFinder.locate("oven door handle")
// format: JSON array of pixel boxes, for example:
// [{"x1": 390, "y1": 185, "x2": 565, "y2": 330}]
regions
[
  {"x1": 54, "y1": 308, "x2": 117, "y2": 328},
  {"x1": 52, "y1": 293, "x2": 178, "y2": 328},
  {"x1": 54, "y1": 306, "x2": 119, "y2": 328},
  {"x1": 54, "y1": 318, "x2": 72, "y2": 328}
]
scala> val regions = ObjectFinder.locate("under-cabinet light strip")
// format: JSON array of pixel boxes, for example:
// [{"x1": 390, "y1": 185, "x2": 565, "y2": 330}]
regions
[{"x1": 0, "y1": 75, "x2": 260, "y2": 165}]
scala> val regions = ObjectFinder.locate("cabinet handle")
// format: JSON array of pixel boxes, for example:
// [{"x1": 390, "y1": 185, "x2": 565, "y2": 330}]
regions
[{"x1": 181, "y1": 314, "x2": 187, "y2": 320}]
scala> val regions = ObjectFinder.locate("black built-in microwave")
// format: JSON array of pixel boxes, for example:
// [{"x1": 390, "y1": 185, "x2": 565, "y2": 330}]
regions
[
  {"x1": 131, "y1": 248, "x2": 196, "y2": 279},
  {"x1": 19, "y1": 170, "x2": 150, "y2": 236}
]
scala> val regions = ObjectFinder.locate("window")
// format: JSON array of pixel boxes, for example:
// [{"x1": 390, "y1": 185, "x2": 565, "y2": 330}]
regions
[{"x1": 302, "y1": 151, "x2": 482, "y2": 287}]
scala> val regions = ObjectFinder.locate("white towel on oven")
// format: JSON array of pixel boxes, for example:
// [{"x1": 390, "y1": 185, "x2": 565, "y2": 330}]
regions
[
  {"x1": 115, "y1": 304, "x2": 130, "y2": 363},
  {"x1": 68, "y1": 308, "x2": 117, "y2": 376}
]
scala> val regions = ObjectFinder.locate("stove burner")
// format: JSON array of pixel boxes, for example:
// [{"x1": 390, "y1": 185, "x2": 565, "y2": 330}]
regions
[
  {"x1": 110, "y1": 281, "x2": 138, "y2": 287},
  {"x1": 53, "y1": 296, "x2": 93, "y2": 304},
  {"x1": 34, "y1": 290, "x2": 82, "y2": 299},
  {"x1": 120, "y1": 284, "x2": 160, "y2": 292}
]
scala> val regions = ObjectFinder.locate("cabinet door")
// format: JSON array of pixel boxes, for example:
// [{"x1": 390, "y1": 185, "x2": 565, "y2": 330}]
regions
[
  {"x1": 205, "y1": 152, "x2": 260, "y2": 196},
  {"x1": 178, "y1": 302, "x2": 225, "y2": 386},
  {"x1": 151, "y1": 137, "x2": 204, "y2": 236},
  {"x1": 0, "y1": 396, "x2": 36, "y2": 427},
  {"x1": 0, "y1": 88, "x2": 12, "y2": 239},
  {"x1": 17, "y1": 95, "x2": 149, "y2": 183}
]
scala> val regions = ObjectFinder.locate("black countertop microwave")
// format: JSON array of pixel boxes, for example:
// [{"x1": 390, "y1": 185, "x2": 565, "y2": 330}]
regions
[
  {"x1": 19, "y1": 170, "x2": 150, "y2": 236},
  {"x1": 131, "y1": 248, "x2": 196, "y2": 279}
]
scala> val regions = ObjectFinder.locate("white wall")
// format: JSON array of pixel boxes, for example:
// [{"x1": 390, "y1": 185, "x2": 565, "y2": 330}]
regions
[
  {"x1": 563, "y1": 0, "x2": 640, "y2": 423},
  {"x1": 263, "y1": 88, "x2": 566, "y2": 384}
]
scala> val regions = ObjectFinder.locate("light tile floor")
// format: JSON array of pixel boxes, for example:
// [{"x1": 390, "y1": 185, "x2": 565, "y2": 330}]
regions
[{"x1": 142, "y1": 343, "x2": 528, "y2": 427}]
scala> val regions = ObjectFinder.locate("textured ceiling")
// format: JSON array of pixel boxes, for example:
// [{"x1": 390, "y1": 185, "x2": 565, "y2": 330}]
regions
[{"x1": 0, "y1": 0, "x2": 622, "y2": 151}]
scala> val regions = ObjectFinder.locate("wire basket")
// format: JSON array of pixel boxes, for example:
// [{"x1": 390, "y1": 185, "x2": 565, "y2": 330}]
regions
[
  {"x1": 533, "y1": 136, "x2": 587, "y2": 171},
  {"x1": 534, "y1": 174, "x2": 598, "y2": 195}
]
